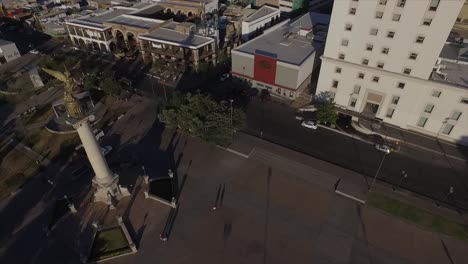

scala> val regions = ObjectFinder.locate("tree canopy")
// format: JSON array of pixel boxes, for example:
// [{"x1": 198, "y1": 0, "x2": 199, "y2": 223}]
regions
[
  {"x1": 315, "y1": 100, "x2": 338, "y2": 125},
  {"x1": 159, "y1": 92, "x2": 245, "y2": 146}
]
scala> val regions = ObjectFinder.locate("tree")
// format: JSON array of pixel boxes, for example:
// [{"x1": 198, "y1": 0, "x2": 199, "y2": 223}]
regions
[
  {"x1": 83, "y1": 74, "x2": 99, "y2": 91},
  {"x1": 315, "y1": 100, "x2": 338, "y2": 125},
  {"x1": 100, "y1": 76, "x2": 122, "y2": 97},
  {"x1": 159, "y1": 93, "x2": 245, "y2": 146}
]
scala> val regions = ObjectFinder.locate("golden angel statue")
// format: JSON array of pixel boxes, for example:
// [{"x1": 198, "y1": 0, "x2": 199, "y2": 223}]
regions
[{"x1": 42, "y1": 62, "x2": 83, "y2": 119}]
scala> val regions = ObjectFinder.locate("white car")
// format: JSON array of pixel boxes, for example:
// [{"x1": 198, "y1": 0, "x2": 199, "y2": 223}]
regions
[
  {"x1": 101, "y1": 145, "x2": 113, "y2": 156},
  {"x1": 301, "y1": 120, "x2": 318, "y2": 130},
  {"x1": 375, "y1": 144, "x2": 391, "y2": 154},
  {"x1": 29, "y1": 49, "x2": 40, "y2": 54}
]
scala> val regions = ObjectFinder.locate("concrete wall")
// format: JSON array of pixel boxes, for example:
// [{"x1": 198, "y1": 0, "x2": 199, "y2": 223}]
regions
[
  {"x1": 241, "y1": 10, "x2": 280, "y2": 41},
  {"x1": 0, "y1": 42, "x2": 20, "y2": 63}
]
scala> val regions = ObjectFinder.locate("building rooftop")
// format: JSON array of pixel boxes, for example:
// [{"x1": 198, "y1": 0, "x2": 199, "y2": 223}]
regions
[
  {"x1": 431, "y1": 61, "x2": 468, "y2": 88},
  {"x1": 130, "y1": 3, "x2": 165, "y2": 18},
  {"x1": 140, "y1": 21, "x2": 214, "y2": 48},
  {"x1": 244, "y1": 5, "x2": 279, "y2": 23},
  {"x1": 0, "y1": 39, "x2": 15, "y2": 46},
  {"x1": 70, "y1": 9, "x2": 132, "y2": 29},
  {"x1": 439, "y1": 43, "x2": 468, "y2": 63},
  {"x1": 106, "y1": 14, "x2": 164, "y2": 29},
  {"x1": 131, "y1": 1, "x2": 154, "y2": 9},
  {"x1": 234, "y1": 12, "x2": 330, "y2": 65}
]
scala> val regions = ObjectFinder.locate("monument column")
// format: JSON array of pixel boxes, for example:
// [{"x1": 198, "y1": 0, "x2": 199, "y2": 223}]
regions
[{"x1": 74, "y1": 120, "x2": 113, "y2": 185}]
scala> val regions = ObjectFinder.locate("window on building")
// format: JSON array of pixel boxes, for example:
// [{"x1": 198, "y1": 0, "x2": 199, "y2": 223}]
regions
[
  {"x1": 432, "y1": 90, "x2": 441, "y2": 97},
  {"x1": 397, "y1": 82, "x2": 405, "y2": 89},
  {"x1": 424, "y1": 103, "x2": 434, "y2": 113},
  {"x1": 429, "y1": 0, "x2": 440, "y2": 11},
  {"x1": 341, "y1": 39, "x2": 349, "y2": 46},
  {"x1": 461, "y1": 97, "x2": 468, "y2": 104},
  {"x1": 329, "y1": 91, "x2": 336, "y2": 101},
  {"x1": 332, "y1": 80, "x2": 339, "y2": 88},
  {"x1": 338, "y1": 53, "x2": 345, "y2": 60},
  {"x1": 409, "y1": 52, "x2": 418, "y2": 60},
  {"x1": 450, "y1": 111, "x2": 462, "y2": 120},
  {"x1": 362, "y1": 59, "x2": 369, "y2": 65},
  {"x1": 345, "y1": 24, "x2": 353, "y2": 31},
  {"x1": 358, "y1": 72, "x2": 365, "y2": 79},
  {"x1": 349, "y1": 98, "x2": 357, "y2": 107},
  {"x1": 382, "y1": 47, "x2": 390, "y2": 54},
  {"x1": 335, "y1": 67, "x2": 342, "y2": 73},
  {"x1": 372, "y1": 76, "x2": 380, "y2": 82},
  {"x1": 349, "y1": 8, "x2": 357, "y2": 15},
  {"x1": 366, "y1": 44, "x2": 374, "y2": 51},
  {"x1": 391, "y1": 95, "x2": 400, "y2": 105},
  {"x1": 417, "y1": 116, "x2": 428, "y2": 127},
  {"x1": 416, "y1": 36, "x2": 425, "y2": 43},
  {"x1": 256, "y1": 82, "x2": 264, "y2": 87},
  {"x1": 353, "y1": 85, "x2": 361, "y2": 94},
  {"x1": 397, "y1": 0, "x2": 406, "y2": 8},
  {"x1": 386, "y1": 108, "x2": 395, "y2": 118},
  {"x1": 370, "y1": 28, "x2": 378, "y2": 36},
  {"x1": 375, "y1": 12, "x2": 384, "y2": 19},
  {"x1": 423, "y1": 18, "x2": 432, "y2": 26},
  {"x1": 377, "y1": 62, "x2": 384, "y2": 69},
  {"x1": 387, "y1": 31, "x2": 395, "y2": 38},
  {"x1": 403, "y1": 68, "x2": 412, "y2": 75},
  {"x1": 441, "y1": 123, "x2": 454, "y2": 135},
  {"x1": 392, "y1": 14, "x2": 401, "y2": 21},
  {"x1": 379, "y1": 0, "x2": 387, "y2": 5}
]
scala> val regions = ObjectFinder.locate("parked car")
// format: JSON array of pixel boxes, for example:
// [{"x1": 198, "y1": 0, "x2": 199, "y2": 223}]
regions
[
  {"x1": 29, "y1": 49, "x2": 40, "y2": 54},
  {"x1": 101, "y1": 145, "x2": 113, "y2": 156},
  {"x1": 375, "y1": 144, "x2": 391, "y2": 154},
  {"x1": 301, "y1": 120, "x2": 318, "y2": 130},
  {"x1": 220, "y1": 73, "x2": 230, "y2": 82}
]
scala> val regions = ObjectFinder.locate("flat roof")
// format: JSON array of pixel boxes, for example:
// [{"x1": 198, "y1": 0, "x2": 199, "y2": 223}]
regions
[
  {"x1": 431, "y1": 61, "x2": 468, "y2": 88},
  {"x1": 70, "y1": 9, "x2": 132, "y2": 29},
  {"x1": 140, "y1": 22, "x2": 214, "y2": 48},
  {"x1": 106, "y1": 14, "x2": 164, "y2": 29},
  {"x1": 234, "y1": 12, "x2": 330, "y2": 65},
  {"x1": 244, "y1": 5, "x2": 279, "y2": 23},
  {"x1": 130, "y1": 3, "x2": 165, "y2": 18},
  {"x1": 439, "y1": 43, "x2": 468, "y2": 63}
]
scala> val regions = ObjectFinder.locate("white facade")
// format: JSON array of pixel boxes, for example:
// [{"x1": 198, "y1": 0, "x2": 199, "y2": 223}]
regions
[
  {"x1": 0, "y1": 40, "x2": 21, "y2": 64},
  {"x1": 241, "y1": 6, "x2": 280, "y2": 41},
  {"x1": 316, "y1": 0, "x2": 468, "y2": 145}
]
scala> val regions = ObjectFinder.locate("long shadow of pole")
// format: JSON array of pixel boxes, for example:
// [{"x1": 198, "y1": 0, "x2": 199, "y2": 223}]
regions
[{"x1": 263, "y1": 167, "x2": 272, "y2": 264}]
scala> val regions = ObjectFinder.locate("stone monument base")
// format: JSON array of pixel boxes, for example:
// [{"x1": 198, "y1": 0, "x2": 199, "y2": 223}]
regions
[{"x1": 92, "y1": 175, "x2": 130, "y2": 205}]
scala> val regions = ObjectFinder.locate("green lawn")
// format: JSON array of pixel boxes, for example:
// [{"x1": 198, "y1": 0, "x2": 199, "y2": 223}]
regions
[
  {"x1": 367, "y1": 193, "x2": 468, "y2": 241},
  {"x1": 90, "y1": 227, "x2": 131, "y2": 261}
]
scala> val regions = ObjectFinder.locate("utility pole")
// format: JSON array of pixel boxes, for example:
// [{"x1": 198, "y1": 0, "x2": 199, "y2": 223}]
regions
[{"x1": 369, "y1": 153, "x2": 387, "y2": 191}]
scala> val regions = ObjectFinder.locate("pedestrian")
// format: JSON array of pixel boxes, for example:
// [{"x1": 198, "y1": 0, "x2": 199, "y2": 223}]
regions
[
  {"x1": 160, "y1": 233, "x2": 167, "y2": 242},
  {"x1": 213, "y1": 184, "x2": 221, "y2": 210}
]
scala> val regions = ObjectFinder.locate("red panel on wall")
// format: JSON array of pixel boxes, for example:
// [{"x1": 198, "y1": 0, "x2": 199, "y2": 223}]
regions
[{"x1": 253, "y1": 54, "x2": 277, "y2": 85}]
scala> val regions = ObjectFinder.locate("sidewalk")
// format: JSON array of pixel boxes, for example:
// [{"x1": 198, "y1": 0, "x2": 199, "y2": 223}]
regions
[
  {"x1": 229, "y1": 132, "x2": 468, "y2": 225},
  {"x1": 358, "y1": 117, "x2": 468, "y2": 160}
]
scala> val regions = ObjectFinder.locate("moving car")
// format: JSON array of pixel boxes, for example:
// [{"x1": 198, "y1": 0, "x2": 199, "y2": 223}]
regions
[
  {"x1": 375, "y1": 144, "x2": 391, "y2": 154},
  {"x1": 301, "y1": 120, "x2": 318, "y2": 130}
]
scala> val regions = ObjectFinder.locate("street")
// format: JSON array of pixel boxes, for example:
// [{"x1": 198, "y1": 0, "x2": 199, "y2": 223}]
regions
[{"x1": 245, "y1": 99, "x2": 468, "y2": 210}]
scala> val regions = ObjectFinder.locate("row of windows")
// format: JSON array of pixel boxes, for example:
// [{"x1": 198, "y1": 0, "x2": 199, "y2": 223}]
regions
[
  {"x1": 343, "y1": 25, "x2": 426, "y2": 44},
  {"x1": 352, "y1": 0, "x2": 440, "y2": 11},
  {"x1": 337, "y1": 53, "x2": 413, "y2": 75},
  {"x1": 349, "y1": 0, "x2": 439, "y2": 23}
]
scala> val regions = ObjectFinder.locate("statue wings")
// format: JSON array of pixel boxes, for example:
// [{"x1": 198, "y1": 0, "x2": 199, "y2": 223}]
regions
[{"x1": 41, "y1": 67, "x2": 68, "y2": 83}]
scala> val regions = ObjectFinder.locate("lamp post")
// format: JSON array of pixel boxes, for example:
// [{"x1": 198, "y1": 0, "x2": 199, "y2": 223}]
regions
[
  {"x1": 369, "y1": 153, "x2": 387, "y2": 191},
  {"x1": 393, "y1": 170, "x2": 408, "y2": 191},
  {"x1": 229, "y1": 99, "x2": 234, "y2": 138}
]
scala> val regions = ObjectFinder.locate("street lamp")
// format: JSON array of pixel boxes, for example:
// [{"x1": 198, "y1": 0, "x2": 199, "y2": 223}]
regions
[
  {"x1": 229, "y1": 99, "x2": 234, "y2": 127},
  {"x1": 393, "y1": 170, "x2": 408, "y2": 191},
  {"x1": 369, "y1": 153, "x2": 387, "y2": 191}
]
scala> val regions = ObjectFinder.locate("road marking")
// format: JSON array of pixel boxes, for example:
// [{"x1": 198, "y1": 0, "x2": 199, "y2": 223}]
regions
[
  {"x1": 218, "y1": 146, "x2": 250, "y2": 158},
  {"x1": 335, "y1": 190, "x2": 366, "y2": 204}
]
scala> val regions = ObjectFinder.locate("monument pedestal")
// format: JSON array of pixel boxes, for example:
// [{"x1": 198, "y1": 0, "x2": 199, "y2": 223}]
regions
[{"x1": 92, "y1": 174, "x2": 130, "y2": 205}]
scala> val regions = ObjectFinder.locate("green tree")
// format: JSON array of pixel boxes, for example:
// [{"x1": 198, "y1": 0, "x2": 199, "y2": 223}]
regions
[
  {"x1": 83, "y1": 74, "x2": 99, "y2": 91},
  {"x1": 315, "y1": 100, "x2": 338, "y2": 125},
  {"x1": 159, "y1": 93, "x2": 245, "y2": 146},
  {"x1": 100, "y1": 76, "x2": 122, "y2": 97}
]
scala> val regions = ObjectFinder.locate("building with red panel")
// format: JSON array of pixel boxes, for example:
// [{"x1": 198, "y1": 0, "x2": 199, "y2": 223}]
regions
[{"x1": 231, "y1": 12, "x2": 330, "y2": 100}]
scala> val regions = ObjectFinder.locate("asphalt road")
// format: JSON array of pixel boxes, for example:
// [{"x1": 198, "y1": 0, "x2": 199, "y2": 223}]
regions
[{"x1": 245, "y1": 99, "x2": 468, "y2": 210}]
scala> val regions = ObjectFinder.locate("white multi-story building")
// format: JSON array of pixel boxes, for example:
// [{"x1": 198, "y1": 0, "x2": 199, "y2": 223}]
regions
[{"x1": 316, "y1": 0, "x2": 468, "y2": 146}]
